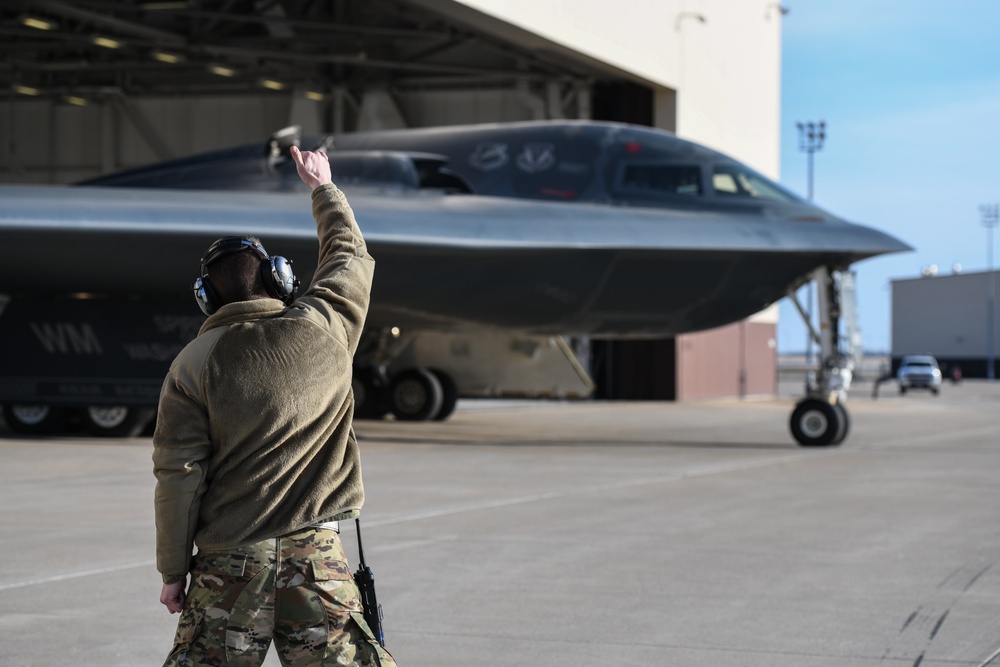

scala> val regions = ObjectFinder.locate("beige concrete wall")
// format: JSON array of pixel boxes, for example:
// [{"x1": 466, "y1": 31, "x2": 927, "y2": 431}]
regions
[
  {"x1": 410, "y1": 0, "x2": 683, "y2": 88},
  {"x1": 671, "y1": 0, "x2": 783, "y2": 177}
]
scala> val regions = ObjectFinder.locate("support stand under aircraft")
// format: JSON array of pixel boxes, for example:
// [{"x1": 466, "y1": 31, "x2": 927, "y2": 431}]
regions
[{"x1": 350, "y1": 328, "x2": 595, "y2": 422}]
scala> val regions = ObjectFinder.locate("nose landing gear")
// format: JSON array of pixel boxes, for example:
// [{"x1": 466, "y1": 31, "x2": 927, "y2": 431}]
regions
[
  {"x1": 790, "y1": 397, "x2": 849, "y2": 446},
  {"x1": 787, "y1": 267, "x2": 857, "y2": 447}
]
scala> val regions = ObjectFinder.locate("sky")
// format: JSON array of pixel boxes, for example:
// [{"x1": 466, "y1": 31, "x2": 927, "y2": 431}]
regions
[{"x1": 775, "y1": 0, "x2": 1000, "y2": 354}]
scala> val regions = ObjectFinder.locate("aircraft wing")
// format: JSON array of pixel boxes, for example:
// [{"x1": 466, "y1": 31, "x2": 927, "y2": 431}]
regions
[
  {"x1": 0, "y1": 121, "x2": 915, "y2": 441},
  {"x1": 0, "y1": 184, "x2": 908, "y2": 337}
]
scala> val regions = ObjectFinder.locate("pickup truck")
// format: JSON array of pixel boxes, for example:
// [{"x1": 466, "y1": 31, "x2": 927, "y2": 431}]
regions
[{"x1": 897, "y1": 355, "x2": 942, "y2": 395}]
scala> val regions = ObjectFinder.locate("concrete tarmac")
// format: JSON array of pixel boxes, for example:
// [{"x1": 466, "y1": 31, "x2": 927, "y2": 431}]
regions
[{"x1": 1, "y1": 380, "x2": 999, "y2": 666}]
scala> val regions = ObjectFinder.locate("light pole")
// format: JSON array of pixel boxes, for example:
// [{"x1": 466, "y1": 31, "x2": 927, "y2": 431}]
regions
[
  {"x1": 797, "y1": 120, "x2": 825, "y2": 201},
  {"x1": 982, "y1": 203, "x2": 998, "y2": 380},
  {"x1": 798, "y1": 120, "x2": 826, "y2": 363}
]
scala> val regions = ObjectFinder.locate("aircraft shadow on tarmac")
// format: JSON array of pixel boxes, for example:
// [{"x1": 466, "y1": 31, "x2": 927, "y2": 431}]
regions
[{"x1": 354, "y1": 428, "x2": 797, "y2": 450}]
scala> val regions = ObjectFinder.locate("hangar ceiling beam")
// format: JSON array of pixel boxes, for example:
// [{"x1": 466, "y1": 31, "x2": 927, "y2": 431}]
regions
[
  {"x1": 164, "y1": 8, "x2": 453, "y2": 40},
  {"x1": 197, "y1": 44, "x2": 544, "y2": 79},
  {"x1": 0, "y1": 1, "x2": 622, "y2": 102},
  {"x1": 29, "y1": 0, "x2": 185, "y2": 44}
]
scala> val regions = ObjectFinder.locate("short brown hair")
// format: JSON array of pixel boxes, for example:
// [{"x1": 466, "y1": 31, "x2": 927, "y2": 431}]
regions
[{"x1": 206, "y1": 238, "x2": 269, "y2": 305}]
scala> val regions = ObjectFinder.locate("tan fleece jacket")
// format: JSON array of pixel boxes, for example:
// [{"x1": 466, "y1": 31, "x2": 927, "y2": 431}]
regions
[{"x1": 152, "y1": 184, "x2": 374, "y2": 582}]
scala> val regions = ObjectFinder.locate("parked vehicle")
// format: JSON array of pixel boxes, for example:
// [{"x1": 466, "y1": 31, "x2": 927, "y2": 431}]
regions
[{"x1": 897, "y1": 355, "x2": 942, "y2": 395}]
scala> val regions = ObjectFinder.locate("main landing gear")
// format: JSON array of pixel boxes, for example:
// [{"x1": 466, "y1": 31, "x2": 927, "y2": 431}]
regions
[
  {"x1": 353, "y1": 366, "x2": 459, "y2": 422},
  {"x1": 787, "y1": 267, "x2": 858, "y2": 447},
  {"x1": 352, "y1": 330, "x2": 459, "y2": 422},
  {"x1": 2, "y1": 403, "x2": 154, "y2": 437},
  {"x1": 351, "y1": 328, "x2": 594, "y2": 423}
]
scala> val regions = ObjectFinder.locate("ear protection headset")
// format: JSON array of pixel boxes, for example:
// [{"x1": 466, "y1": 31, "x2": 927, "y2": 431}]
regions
[{"x1": 193, "y1": 236, "x2": 299, "y2": 316}]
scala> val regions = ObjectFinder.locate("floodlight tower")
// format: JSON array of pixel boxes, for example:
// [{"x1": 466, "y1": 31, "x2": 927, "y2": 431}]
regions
[
  {"x1": 982, "y1": 203, "x2": 998, "y2": 380},
  {"x1": 797, "y1": 120, "x2": 825, "y2": 201},
  {"x1": 797, "y1": 120, "x2": 826, "y2": 364}
]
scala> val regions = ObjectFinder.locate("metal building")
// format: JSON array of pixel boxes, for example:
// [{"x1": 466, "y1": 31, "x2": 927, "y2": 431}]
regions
[{"x1": 892, "y1": 270, "x2": 1000, "y2": 378}]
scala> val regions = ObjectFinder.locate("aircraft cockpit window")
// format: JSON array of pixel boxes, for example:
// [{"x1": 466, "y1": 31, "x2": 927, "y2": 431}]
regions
[
  {"x1": 712, "y1": 165, "x2": 801, "y2": 202},
  {"x1": 620, "y1": 165, "x2": 703, "y2": 196}
]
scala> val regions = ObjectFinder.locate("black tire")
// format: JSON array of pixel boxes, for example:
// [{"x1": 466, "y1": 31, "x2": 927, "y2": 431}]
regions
[
  {"x1": 2, "y1": 404, "x2": 68, "y2": 435},
  {"x1": 430, "y1": 369, "x2": 459, "y2": 421},
  {"x1": 82, "y1": 406, "x2": 155, "y2": 438},
  {"x1": 790, "y1": 398, "x2": 842, "y2": 447},
  {"x1": 899, "y1": 386, "x2": 907, "y2": 395},
  {"x1": 831, "y1": 402, "x2": 850, "y2": 445},
  {"x1": 388, "y1": 368, "x2": 443, "y2": 421},
  {"x1": 352, "y1": 367, "x2": 389, "y2": 420}
]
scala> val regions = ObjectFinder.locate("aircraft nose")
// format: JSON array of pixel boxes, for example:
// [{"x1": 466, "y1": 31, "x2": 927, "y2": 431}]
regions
[
  {"x1": 857, "y1": 223, "x2": 913, "y2": 257},
  {"x1": 813, "y1": 217, "x2": 912, "y2": 262}
]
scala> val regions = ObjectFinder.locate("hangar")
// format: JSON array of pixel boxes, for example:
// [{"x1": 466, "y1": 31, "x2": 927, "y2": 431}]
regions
[{"x1": 0, "y1": 0, "x2": 784, "y2": 401}]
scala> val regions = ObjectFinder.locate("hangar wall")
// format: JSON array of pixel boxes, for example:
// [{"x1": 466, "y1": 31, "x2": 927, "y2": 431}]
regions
[
  {"x1": 1, "y1": 85, "x2": 582, "y2": 184},
  {"x1": 3, "y1": 96, "x2": 298, "y2": 184}
]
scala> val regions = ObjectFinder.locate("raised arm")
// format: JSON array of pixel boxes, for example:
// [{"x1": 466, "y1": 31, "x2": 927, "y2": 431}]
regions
[{"x1": 290, "y1": 145, "x2": 375, "y2": 354}]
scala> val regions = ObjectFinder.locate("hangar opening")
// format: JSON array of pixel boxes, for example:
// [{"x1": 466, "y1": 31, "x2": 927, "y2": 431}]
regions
[{"x1": 0, "y1": 0, "x2": 783, "y2": 413}]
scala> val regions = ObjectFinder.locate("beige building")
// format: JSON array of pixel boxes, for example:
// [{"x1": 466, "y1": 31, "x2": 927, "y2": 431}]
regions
[{"x1": 0, "y1": 0, "x2": 784, "y2": 400}]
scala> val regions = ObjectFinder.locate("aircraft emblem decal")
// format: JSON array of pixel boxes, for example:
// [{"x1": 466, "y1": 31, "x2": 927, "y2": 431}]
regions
[
  {"x1": 516, "y1": 143, "x2": 556, "y2": 173},
  {"x1": 468, "y1": 143, "x2": 509, "y2": 171}
]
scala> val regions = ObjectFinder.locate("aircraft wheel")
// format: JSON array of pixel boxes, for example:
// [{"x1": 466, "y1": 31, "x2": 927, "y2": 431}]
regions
[
  {"x1": 430, "y1": 369, "x2": 459, "y2": 421},
  {"x1": 831, "y1": 402, "x2": 850, "y2": 445},
  {"x1": 83, "y1": 406, "x2": 155, "y2": 438},
  {"x1": 389, "y1": 368, "x2": 443, "y2": 421},
  {"x1": 352, "y1": 368, "x2": 389, "y2": 420},
  {"x1": 790, "y1": 399, "x2": 842, "y2": 447},
  {"x1": 2, "y1": 404, "x2": 68, "y2": 435},
  {"x1": 899, "y1": 386, "x2": 907, "y2": 395}
]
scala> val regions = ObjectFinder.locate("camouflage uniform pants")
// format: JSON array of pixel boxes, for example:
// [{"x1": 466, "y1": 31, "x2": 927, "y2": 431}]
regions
[{"x1": 163, "y1": 526, "x2": 396, "y2": 667}]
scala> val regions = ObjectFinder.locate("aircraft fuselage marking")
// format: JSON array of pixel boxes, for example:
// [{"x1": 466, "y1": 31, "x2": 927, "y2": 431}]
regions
[
  {"x1": 516, "y1": 143, "x2": 556, "y2": 173},
  {"x1": 29, "y1": 323, "x2": 104, "y2": 355},
  {"x1": 468, "y1": 143, "x2": 508, "y2": 171}
]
